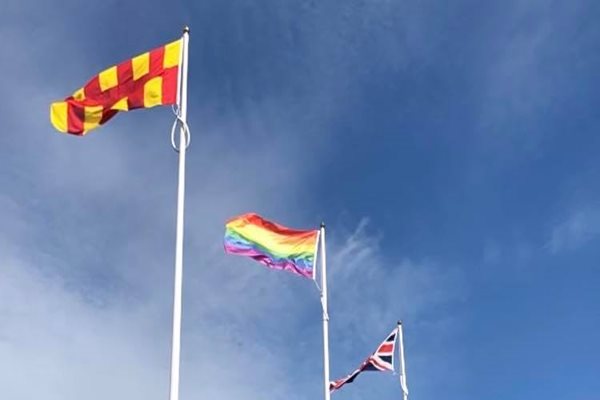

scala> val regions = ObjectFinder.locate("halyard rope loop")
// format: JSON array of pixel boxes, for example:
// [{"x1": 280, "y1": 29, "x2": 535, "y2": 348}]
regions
[{"x1": 170, "y1": 114, "x2": 191, "y2": 152}]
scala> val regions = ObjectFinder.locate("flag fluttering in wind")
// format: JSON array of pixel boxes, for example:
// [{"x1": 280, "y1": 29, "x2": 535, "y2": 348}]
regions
[
  {"x1": 50, "y1": 38, "x2": 182, "y2": 135},
  {"x1": 224, "y1": 213, "x2": 319, "y2": 278},
  {"x1": 330, "y1": 328, "x2": 398, "y2": 393}
]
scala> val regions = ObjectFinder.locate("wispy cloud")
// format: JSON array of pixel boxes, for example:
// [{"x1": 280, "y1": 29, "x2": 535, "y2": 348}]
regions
[
  {"x1": 326, "y1": 219, "x2": 467, "y2": 399},
  {"x1": 548, "y1": 206, "x2": 600, "y2": 254}
]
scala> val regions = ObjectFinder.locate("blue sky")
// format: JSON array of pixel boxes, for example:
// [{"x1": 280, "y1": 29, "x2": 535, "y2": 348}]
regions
[{"x1": 1, "y1": 0, "x2": 599, "y2": 399}]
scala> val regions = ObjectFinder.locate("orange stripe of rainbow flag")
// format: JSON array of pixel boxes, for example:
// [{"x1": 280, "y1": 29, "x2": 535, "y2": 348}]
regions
[{"x1": 50, "y1": 38, "x2": 181, "y2": 135}]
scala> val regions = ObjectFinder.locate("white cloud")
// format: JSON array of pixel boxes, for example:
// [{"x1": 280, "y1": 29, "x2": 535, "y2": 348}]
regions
[
  {"x1": 0, "y1": 2, "x2": 466, "y2": 400},
  {"x1": 0, "y1": 212, "x2": 466, "y2": 400},
  {"x1": 0, "y1": 15, "x2": 326, "y2": 399},
  {"x1": 548, "y1": 206, "x2": 600, "y2": 254}
]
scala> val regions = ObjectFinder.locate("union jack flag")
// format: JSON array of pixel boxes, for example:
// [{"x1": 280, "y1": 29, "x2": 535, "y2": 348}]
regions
[{"x1": 330, "y1": 328, "x2": 397, "y2": 392}]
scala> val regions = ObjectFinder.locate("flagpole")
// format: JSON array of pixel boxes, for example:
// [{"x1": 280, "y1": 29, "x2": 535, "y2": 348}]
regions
[
  {"x1": 320, "y1": 222, "x2": 331, "y2": 400},
  {"x1": 397, "y1": 321, "x2": 408, "y2": 400},
  {"x1": 169, "y1": 26, "x2": 189, "y2": 400}
]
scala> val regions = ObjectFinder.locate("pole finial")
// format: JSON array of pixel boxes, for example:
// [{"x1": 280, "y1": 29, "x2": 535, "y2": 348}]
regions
[
  {"x1": 183, "y1": 26, "x2": 190, "y2": 34},
  {"x1": 397, "y1": 320, "x2": 402, "y2": 325},
  {"x1": 320, "y1": 221, "x2": 326, "y2": 229}
]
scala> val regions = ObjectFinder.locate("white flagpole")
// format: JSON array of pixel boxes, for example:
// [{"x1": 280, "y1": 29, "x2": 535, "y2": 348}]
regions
[
  {"x1": 397, "y1": 321, "x2": 409, "y2": 400},
  {"x1": 320, "y1": 222, "x2": 331, "y2": 400},
  {"x1": 169, "y1": 26, "x2": 190, "y2": 400}
]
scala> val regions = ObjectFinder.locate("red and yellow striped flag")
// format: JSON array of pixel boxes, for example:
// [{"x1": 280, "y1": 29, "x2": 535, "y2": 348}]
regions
[{"x1": 50, "y1": 38, "x2": 182, "y2": 135}]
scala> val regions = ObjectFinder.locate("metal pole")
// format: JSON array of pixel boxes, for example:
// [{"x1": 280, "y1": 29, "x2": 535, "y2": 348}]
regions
[
  {"x1": 320, "y1": 223, "x2": 331, "y2": 400},
  {"x1": 169, "y1": 26, "x2": 189, "y2": 400},
  {"x1": 397, "y1": 321, "x2": 409, "y2": 400}
]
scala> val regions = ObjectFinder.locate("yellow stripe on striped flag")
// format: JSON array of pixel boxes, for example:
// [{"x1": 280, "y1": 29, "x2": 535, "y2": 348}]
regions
[
  {"x1": 132, "y1": 52, "x2": 149, "y2": 80},
  {"x1": 163, "y1": 40, "x2": 181, "y2": 69},
  {"x1": 83, "y1": 105, "x2": 103, "y2": 132},
  {"x1": 72, "y1": 88, "x2": 85, "y2": 100},
  {"x1": 143, "y1": 77, "x2": 163, "y2": 107},
  {"x1": 111, "y1": 97, "x2": 129, "y2": 111},
  {"x1": 99, "y1": 66, "x2": 118, "y2": 91},
  {"x1": 50, "y1": 101, "x2": 69, "y2": 133}
]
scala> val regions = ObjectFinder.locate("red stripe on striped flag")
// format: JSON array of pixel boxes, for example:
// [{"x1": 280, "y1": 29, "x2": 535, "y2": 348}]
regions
[
  {"x1": 377, "y1": 343, "x2": 394, "y2": 353},
  {"x1": 117, "y1": 59, "x2": 133, "y2": 86},
  {"x1": 84, "y1": 76, "x2": 102, "y2": 98},
  {"x1": 67, "y1": 102, "x2": 84, "y2": 134},
  {"x1": 148, "y1": 46, "x2": 165, "y2": 76},
  {"x1": 161, "y1": 66, "x2": 178, "y2": 104}
]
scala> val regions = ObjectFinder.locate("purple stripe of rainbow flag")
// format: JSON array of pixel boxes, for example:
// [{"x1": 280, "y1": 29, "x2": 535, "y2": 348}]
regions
[{"x1": 224, "y1": 213, "x2": 319, "y2": 279}]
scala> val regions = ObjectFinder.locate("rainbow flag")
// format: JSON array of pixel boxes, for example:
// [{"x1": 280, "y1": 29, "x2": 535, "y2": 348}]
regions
[{"x1": 224, "y1": 213, "x2": 319, "y2": 279}]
